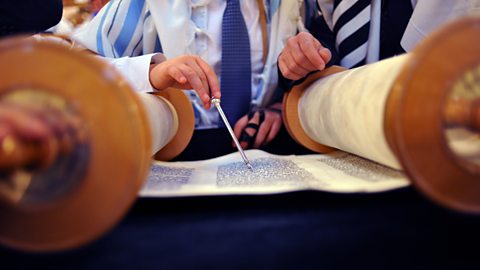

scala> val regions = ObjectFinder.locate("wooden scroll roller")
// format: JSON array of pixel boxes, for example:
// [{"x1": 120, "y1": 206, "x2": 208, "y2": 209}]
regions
[
  {"x1": 0, "y1": 37, "x2": 194, "y2": 251},
  {"x1": 283, "y1": 16, "x2": 480, "y2": 214}
]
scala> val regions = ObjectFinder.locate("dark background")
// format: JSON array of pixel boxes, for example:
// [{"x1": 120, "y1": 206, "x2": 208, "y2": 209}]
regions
[{"x1": 0, "y1": 0, "x2": 63, "y2": 37}]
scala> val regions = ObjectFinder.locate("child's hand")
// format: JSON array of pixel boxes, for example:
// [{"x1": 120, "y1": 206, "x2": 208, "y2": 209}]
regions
[
  {"x1": 278, "y1": 32, "x2": 332, "y2": 80},
  {"x1": 149, "y1": 55, "x2": 221, "y2": 109}
]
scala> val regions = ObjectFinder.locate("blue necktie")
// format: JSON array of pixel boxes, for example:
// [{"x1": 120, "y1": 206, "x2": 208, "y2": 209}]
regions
[
  {"x1": 333, "y1": 0, "x2": 371, "y2": 68},
  {"x1": 220, "y1": 0, "x2": 252, "y2": 125}
]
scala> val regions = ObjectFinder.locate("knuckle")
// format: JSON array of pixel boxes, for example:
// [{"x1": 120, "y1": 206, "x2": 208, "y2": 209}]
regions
[
  {"x1": 283, "y1": 70, "x2": 293, "y2": 78},
  {"x1": 192, "y1": 55, "x2": 203, "y2": 64},
  {"x1": 184, "y1": 68, "x2": 195, "y2": 77},
  {"x1": 298, "y1": 32, "x2": 309, "y2": 38},
  {"x1": 300, "y1": 40, "x2": 313, "y2": 52},
  {"x1": 199, "y1": 71, "x2": 207, "y2": 80},
  {"x1": 294, "y1": 52, "x2": 307, "y2": 63},
  {"x1": 287, "y1": 61, "x2": 298, "y2": 71},
  {"x1": 166, "y1": 65, "x2": 175, "y2": 73},
  {"x1": 286, "y1": 37, "x2": 296, "y2": 46}
]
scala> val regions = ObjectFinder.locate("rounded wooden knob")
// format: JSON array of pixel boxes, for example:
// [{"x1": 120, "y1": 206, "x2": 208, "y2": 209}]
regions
[
  {"x1": 0, "y1": 98, "x2": 83, "y2": 172},
  {"x1": 0, "y1": 37, "x2": 151, "y2": 252},
  {"x1": 385, "y1": 16, "x2": 480, "y2": 214},
  {"x1": 444, "y1": 98, "x2": 480, "y2": 131}
]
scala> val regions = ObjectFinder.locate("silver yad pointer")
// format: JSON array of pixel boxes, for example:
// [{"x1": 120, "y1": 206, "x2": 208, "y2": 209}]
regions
[{"x1": 211, "y1": 98, "x2": 253, "y2": 170}]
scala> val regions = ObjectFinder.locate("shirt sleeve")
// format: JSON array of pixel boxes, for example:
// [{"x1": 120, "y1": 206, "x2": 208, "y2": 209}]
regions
[
  {"x1": 401, "y1": 0, "x2": 480, "y2": 51},
  {"x1": 71, "y1": 0, "x2": 165, "y2": 93},
  {"x1": 101, "y1": 54, "x2": 158, "y2": 93}
]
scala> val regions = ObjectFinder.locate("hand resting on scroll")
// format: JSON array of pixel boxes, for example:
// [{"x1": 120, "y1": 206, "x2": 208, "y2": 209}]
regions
[{"x1": 278, "y1": 32, "x2": 332, "y2": 80}]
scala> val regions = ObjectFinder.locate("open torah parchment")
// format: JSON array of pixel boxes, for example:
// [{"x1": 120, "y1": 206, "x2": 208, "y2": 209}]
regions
[{"x1": 140, "y1": 150, "x2": 410, "y2": 197}]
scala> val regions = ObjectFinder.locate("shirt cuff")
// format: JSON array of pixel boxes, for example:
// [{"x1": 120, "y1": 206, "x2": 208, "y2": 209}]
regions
[{"x1": 99, "y1": 53, "x2": 163, "y2": 93}]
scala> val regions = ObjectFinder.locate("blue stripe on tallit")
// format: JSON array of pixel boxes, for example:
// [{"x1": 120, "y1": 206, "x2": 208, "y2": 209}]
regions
[
  {"x1": 96, "y1": 1, "x2": 114, "y2": 56},
  {"x1": 269, "y1": 0, "x2": 280, "y2": 20},
  {"x1": 154, "y1": 35, "x2": 163, "y2": 53},
  {"x1": 131, "y1": 36, "x2": 143, "y2": 56},
  {"x1": 106, "y1": 0, "x2": 123, "y2": 57},
  {"x1": 114, "y1": 0, "x2": 145, "y2": 56}
]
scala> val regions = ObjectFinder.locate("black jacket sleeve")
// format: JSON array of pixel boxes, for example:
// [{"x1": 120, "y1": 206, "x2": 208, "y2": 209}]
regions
[{"x1": 0, "y1": 0, "x2": 63, "y2": 37}]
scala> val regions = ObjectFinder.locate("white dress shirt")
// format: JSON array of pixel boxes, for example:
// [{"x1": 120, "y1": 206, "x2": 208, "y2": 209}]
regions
[
  {"x1": 402, "y1": 0, "x2": 480, "y2": 51},
  {"x1": 74, "y1": 0, "x2": 270, "y2": 129},
  {"x1": 73, "y1": 0, "x2": 302, "y2": 129},
  {"x1": 187, "y1": 0, "x2": 265, "y2": 128}
]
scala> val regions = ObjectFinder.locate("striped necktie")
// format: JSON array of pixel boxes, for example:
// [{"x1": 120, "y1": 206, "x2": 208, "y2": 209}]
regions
[
  {"x1": 220, "y1": 0, "x2": 252, "y2": 125},
  {"x1": 333, "y1": 0, "x2": 371, "y2": 68}
]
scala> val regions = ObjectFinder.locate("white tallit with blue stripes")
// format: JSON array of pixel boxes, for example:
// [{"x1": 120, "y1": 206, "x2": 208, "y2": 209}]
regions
[{"x1": 72, "y1": 0, "x2": 304, "y2": 128}]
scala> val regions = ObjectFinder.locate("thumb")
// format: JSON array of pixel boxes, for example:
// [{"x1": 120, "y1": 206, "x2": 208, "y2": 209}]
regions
[{"x1": 318, "y1": 48, "x2": 332, "y2": 64}]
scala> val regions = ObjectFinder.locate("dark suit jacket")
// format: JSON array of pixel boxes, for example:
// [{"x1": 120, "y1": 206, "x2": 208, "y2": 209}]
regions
[{"x1": 0, "y1": 0, "x2": 63, "y2": 37}]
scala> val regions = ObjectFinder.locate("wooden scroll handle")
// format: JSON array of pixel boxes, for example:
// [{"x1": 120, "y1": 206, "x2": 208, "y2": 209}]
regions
[
  {"x1": 0, "y1": 102, "x2": 80, "y2": 172},
  {"x1": 444, "y1": 98, "x2": 480, "y2": 131},
  {"x1": 0, "y1": 37, "x2": 152, "y2": 252}
]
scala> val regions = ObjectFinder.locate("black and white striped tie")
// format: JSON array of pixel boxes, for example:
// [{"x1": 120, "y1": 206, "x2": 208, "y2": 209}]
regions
[{"x1": 333, "y1": 0, "x2": 371, "y2": 68}]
